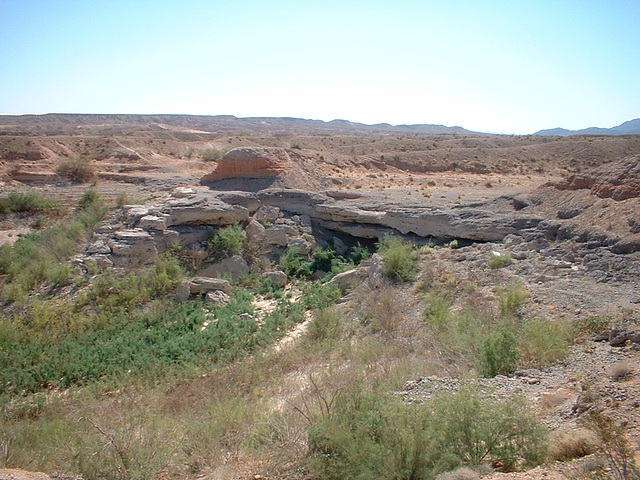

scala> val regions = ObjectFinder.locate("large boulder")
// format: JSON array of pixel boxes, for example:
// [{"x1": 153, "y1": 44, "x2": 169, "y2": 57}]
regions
[
  {"x1": 201, "y1": 147, "x2": 292, "y2": 182},
  {"x1": 263, "y1": 270, "x2": 288, "y2": 288},
  {"x1": 165, "y1": 193, "x2": 249, "y2": 226},
  {"x1": 245, "y1": 219, "x2": 267, "y2": 242},
  {"x1": 329, "y1": 268, "x2": 365, "y2": 293},
  {"x1": 110, "y1": 229, "x2": 158, "y2": 266},
  {"x1": 198, "y1": 255, "x2": 250, "y2": 280}
]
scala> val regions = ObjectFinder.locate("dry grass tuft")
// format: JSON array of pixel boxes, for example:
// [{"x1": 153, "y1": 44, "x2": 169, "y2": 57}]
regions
[
  {"x1": 610, "y1": 361, "x2": 634, "y2": 381},
  {"x1": 550, "y1": 428, "x2": 600, "y2": 461}
]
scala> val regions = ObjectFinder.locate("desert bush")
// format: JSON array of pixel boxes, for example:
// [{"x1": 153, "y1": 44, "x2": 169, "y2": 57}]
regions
[
  {"x1": 301, "y1": 281, "x2": 342, "y2": 310},
  {"x1": 348, "y1": 243, "x2": 371, "y2": 264},
  {"x1": 0, "y1": 279, "x2": 305, "y2": 396},
  {"x1": 376, "y1": 236, "x2": 417, "y2": 282},
  {"x1": 0, "y1": 191, "x2": 63, "y2": 214},
  {"x1": 488, "y1": 252, "x2": 512, "y2": 269},
  {"x1": 430, "y1": 387, "x2": 548, "y2": 470},
  {"x1": 280, "y1": 247, "x2": 312, "y2": 278},
  {"x1": 520, "y1": 318, "x2": 571, "y2": 367},
  {"x1": 423, "y1": 292, "x2": 452, "y2": 329},
  {"x1": 0, "y1": 190, "x2": 107, "y2": 302},
  {"x1": 56, "y1": 156, "x2": 96, "y2": 183},
  {"x1": 573, "y1": 315, "x2": 611, "y2": 340},
  {"x1": 200, "y1": 147, "x2": 226, "y2": 162},
  {"x1": 481, "y1": 323, "x2": 520, "y2": 377},
  {"x1": 368, "y1": 288, "x2": 402, "y2": 335},
  {"x1": 610, "y1": 361, "x2": 634, "y2": 381},
  {"x1": 308, "y1": 307, "x2": 342, "y2": 343},
  {"x1": 550, "y1": 429, "x2": 599, "y2": 461},
  {"x1": 307, "y1": 384, "x2": 547, "y2": 480},
  {"x1": 207, "y1": 223, "x2": 246, "y2": 260},
  {"x1": 586, "y1": 411, "x2": 640, "y2": 480},
  {"x1": 495, "y1": 282, "x2": 528, "y2": 318}
]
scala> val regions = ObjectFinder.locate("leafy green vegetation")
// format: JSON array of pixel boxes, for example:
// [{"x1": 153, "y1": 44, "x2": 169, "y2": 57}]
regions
[
  {"x1": 0, "y1": 259, "x2": 307, "y2": 396},
  {"x1": 481, "y1": 322, "x2": 520, "y2": 377},
  {"x1": 424, "y1": 282, "x2": 570, "y2": 376},
  {"x1": 488, "y1": 252, "x2": 512, "y2": 269},
  {"x1": 207, "y1": 223, "x2": 247, "y2": 260},
  {"x1": 0, "y1": 189, "x2": 107, "y2": 303},
  {"x1": 0, "y1": 191, "x2": 64, "y2": 215},
  {"x1": 495, "y1": 281, "x2": 528, "y2": 318},
  {"x1": 308, "y1": 384, "x2": 547, "y2": 480},
  {"x1": 377, "y1": 236, "x2": 418, "y2": 281}
]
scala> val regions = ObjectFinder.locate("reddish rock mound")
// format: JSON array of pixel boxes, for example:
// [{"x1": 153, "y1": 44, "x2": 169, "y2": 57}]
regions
[
  {"x1": 201, "y1": 147, "x2": 292, "y2": 182},
  {"x1": 556, "y1": 155, "x2": 640, "y2": 200}
]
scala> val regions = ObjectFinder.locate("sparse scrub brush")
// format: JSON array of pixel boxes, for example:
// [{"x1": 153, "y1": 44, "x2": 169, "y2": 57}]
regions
[
  {"x1": 376, "y1": 236, "x2": 417, "y2": 282},
  {"x1": 200, "y1": 147, "x2": 226, "y2": 162},
  {"x1": 495, "y1": 282, "x2": 528, "y2": 318},
  {"x1": 56, "y1": 156, "x2": 96, "y2": 183},
  {"x1": 207, "y1": 223, "x2": 246, "y2": 260},
  {"x1": 481, "y1": 323, "x2": 520, "y2": 377},
  {"x1": 488, "y1": 252, "x2": 512, "y2": 269},
  {"x1": 520, "y1": 318, "x2": 571, "y2": 367}
]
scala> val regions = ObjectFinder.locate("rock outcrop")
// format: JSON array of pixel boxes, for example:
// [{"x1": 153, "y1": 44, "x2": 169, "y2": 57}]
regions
[
  {"x1": 555, "y1": 155, "x2": 640, "y2": 200},
  {"x1": 201, "y1": 147, "x2": 292, "y2": 182}
]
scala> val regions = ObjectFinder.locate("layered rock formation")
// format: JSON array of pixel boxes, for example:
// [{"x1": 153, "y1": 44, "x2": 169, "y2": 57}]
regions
[{"x1": 201, "y1": 147, "x2": 292, "y2": 182}]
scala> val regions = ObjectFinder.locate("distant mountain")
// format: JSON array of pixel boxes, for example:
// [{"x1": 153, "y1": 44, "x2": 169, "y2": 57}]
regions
[
  {"x1": 0, "y1": 114, "x2": 479, "y2": 136},
  {"x1": 534, "y1": 118, "x2": 640, "y2": 136}
]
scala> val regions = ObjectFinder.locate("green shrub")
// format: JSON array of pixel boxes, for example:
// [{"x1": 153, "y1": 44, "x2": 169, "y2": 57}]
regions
[
  {"x1": 423, "y1": 292, "x2": 452, "y2": 329},
  {"x1": 0, "y1": 190, "x2": 107, "y2": 302},
  {"x1": 377, "y1": 236, "x2": 417, "y2": 282},
  {"x1": 495, "y1": 282, "x2": 528, "y2": 318},
  {"x1": 308, "y1": 307, "x2": 342, "y2": 343},
  {"x1": 481, "y1": 323, "x2": 520, "y2": 377},
  {"x1": 0, "y1": 279, "x2": 305, "y2": 395},
  {"x1": 310, "y1": 247, "x2": 354, "y2": 278},
  {"x1": 430, "y1": 387, "x2": 548, "y2": 470},
  {"x1": 201, "y1": 147, "x2": 226, "y2": 162},
  {"x1": 280, "y1": 248, "x2": 312, "y2": 278},
  {"x1": 0, "y1": 191, "x2": 64, "y2": 214},
  {"x1": 307, "y1": 384, "x2": 548, "y2": 479},
  {"x1": 56, "y1": 156, "x2": 96, "y2": 183},
  {"x1": 348, "y1": 243, "x2": 371, "y2": 264},
  {"x1": 207, "y1": 224, "x2": 246, "y2": 260},
  {"x1": 310, "y1": 247, "x2": 338, "y2": 273},
  {"x1": 520, "y1": 318, "x2": 571, "y2": 367},
  {"x1": 488, "y1": 252, "x2": 512, "y2": 269},
  {"x1": 302, "y1": 281, "x2": 342, "y2": 310}
]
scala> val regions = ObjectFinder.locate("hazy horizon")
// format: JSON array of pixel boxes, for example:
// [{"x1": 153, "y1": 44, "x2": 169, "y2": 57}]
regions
[{"x1": 1, "y1": 0, "x2": 639, "y2": 135}]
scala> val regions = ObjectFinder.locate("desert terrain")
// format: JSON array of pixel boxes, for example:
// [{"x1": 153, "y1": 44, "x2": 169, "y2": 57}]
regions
[{"x1": 0, "y1": 114, "x2": 639, "y2": 480}]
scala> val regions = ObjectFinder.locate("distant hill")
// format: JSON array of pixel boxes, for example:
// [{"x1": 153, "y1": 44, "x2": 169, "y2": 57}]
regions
[
  {"x1": 0, "y1": 114, "x2": 479, "y2": 136},
  {"x1": 534, "y1": 118, "x2": 640, "y2": 136}
]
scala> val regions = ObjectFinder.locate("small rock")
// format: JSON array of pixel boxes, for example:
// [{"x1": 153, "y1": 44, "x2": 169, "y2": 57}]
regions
[
  {"x1": 245, "y1": 219, "x2": 266, "y2": 242},
  {"x1": 174, "y1": 280, "x2": 191, "y2": 302},
  {"x1": 287, "y1": 236, "x2": 312, "y2": 254},
  {"x1": 139, "y1": 214, "x2": 168, "y2": 231},
  {"x1": 205, "y1": 290, "x2": 231, "y2": 307},
  {"x1": 171, "y1": 186, "x2": 197, "y2": 198},
  {"x1": 263, "y1": 270, "x2": 287, "y2": 288},
  {"x1": 189, "y1": 276, "x2": 232, "y2": 295}
]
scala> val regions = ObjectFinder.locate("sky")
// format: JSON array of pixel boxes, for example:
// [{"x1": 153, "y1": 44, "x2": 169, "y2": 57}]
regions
[{"x1": 0, "y1": 0, "x2": 639, "y2": 134}]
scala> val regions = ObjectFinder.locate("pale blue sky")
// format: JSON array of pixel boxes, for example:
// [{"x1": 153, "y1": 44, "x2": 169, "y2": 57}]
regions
[{"x1": 1, "y1": 0, "x2": 638, "y2": 134}]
